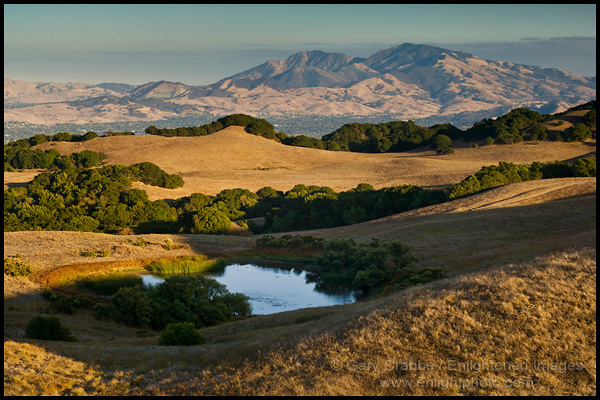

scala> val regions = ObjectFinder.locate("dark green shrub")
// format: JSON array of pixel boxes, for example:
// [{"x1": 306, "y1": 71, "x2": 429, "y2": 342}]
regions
[
  {"x1": 73, "y1": 150, "x2": 105, "y2": 168},
  {"x1": 24, "y1": 316, "x2": 77, "y2": 341},
  {"x1": 53, "y1": 132, "x2": 72, "y2": 142},
  {"x1": 566, "y1": 123, "x2": 593, "y2": 142},
  {"x1": 158, "y1": 322, "x2": 205, "y2": 346},
  {"x1": 110, "y1": 285, "x2": 153, "y2": 327},
  {"x1": 83, "y1": 131, "x2": 99, "y2": 141},
  {"x1": 146, "y1": 275, "x2": 252, "y2": 329},
  {"x1": 432, "y1": 134, "x2": 453, "y2": 154},
  {"x1": 191, "y1": 206, "x2": 231, "y2": 234},
  {"x1": 570, "y1": 158, "x2": 596, "y2": 177},
  {"x1": 583, "y1": 109, "x2": 596, "y2": 128}
]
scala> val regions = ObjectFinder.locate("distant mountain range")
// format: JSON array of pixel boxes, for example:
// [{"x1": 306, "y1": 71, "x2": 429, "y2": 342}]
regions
[{"x1": 4, "y1": 43, "x2": 596, "y2": 130}]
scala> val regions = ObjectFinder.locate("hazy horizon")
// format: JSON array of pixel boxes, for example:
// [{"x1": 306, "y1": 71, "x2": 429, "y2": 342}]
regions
[{"x1": 4, "y1": 4, "x2": 596, "y2": 85}]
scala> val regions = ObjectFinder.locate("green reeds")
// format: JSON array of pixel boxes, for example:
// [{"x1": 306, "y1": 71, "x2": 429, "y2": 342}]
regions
[{"x1": 145, "y1": 255, "x2": 226, "y2": 275}]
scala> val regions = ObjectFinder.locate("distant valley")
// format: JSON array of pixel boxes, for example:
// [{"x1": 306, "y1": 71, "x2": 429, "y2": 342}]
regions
[{"x1": 4, "y1": 43, "x2": 596, "y2": 141}]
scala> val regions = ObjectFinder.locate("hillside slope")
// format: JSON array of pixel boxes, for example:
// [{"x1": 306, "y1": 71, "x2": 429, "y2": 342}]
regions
[
  {"x1": 4, "y1": 176, "x2": 596, "y2": 395},
  {"x1": 291, "y1": 177, "x2": 596, "y2": 275},
  {"x1": 33, "y1": 125, "x2": 596, "y2": 198},
  {"x1": 201, "y1": 246, "x2": 595, "y2": 396}
]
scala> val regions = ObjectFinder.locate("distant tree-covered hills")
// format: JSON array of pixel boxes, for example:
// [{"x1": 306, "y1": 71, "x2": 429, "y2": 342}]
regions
[{"x1": 140, "y1": 101, "x2": 596, "y2": 153}]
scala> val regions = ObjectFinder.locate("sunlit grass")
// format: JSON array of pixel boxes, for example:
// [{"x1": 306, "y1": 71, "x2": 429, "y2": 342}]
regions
[{"x1": 145, "y1": 255, "x2": 226, "y2": 275}]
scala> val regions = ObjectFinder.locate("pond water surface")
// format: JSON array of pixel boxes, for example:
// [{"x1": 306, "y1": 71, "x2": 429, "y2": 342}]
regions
[{"x1": 142, "y1": 263, "x2": 357, "y2": 315}]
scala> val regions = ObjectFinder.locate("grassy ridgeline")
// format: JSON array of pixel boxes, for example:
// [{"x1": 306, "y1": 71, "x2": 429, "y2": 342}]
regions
[{"x1": 145, "y1": 255, "x2": 226, "y2": 275}]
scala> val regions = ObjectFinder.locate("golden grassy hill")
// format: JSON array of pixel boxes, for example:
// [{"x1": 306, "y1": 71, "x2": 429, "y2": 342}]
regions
[
  {"x1": 5, "y1": 246, "x2": 595, "y2": 396},
  {"x1": 200, "y1": 246, "x2": 596, "y2": 396},
  {"x1": 32, "y1": 125, "x2": 596, "y2": 199}
]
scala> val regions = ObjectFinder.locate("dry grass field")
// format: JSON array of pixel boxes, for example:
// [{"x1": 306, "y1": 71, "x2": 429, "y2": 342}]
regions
[
  {"x1": 25, "y1": 125, "x2": 595, "y2": 199},
  {"x1": 4, "y1": 116, "x2": 596, "y2": 395}
]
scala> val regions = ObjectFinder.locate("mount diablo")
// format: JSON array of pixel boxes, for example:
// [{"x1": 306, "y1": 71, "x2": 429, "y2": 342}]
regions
[{"x1": 4, "y1": 43, "x2": 596, "y2": 129}]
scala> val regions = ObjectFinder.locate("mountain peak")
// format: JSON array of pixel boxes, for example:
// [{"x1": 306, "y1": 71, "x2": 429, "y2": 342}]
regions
[
  {"x1": 283, "y1": 50, "x2": 361, "y2": 72},
  {"x1": 364, "y1": 43, "x2": 473, "y2": 71},
  {"x1": 218, "y1": 50, "x2": 365, "y2": 90},
  {"x1": 128, "y1": 81, "x2": 191, "y2": 99}
]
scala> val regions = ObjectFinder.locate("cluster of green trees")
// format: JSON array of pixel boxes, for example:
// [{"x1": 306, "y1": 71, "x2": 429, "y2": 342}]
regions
[
  {"x1": 13, "y1": 128, "x2": 138, "y2": 147},
  {"x1": 465, "y1": 104, "x2": 596, "y2": 144},
  {"x1": 3, "y1": 162, "x2": 446, "y2": 235},
  {"x1": 157, "y1": 183, "x2": 446, "y2": 235},
  {"x1": 103, "y1": 130, "x2": 135, "y2": 137},
  {"x1": 41, "y1": 273, "x2": 250, "y2": 339},
  {"x1": 4, "y1": 162, "x2": 183, "y2": 232},
  {"x1": 256, "y1": 235, "x2": 444, "y2": 293},
  {"x1": 565, "y1": 122, "x2": 594, "y2": 142},
  {"x1": 321, "y1": 121, "x2": 463, "y2": 152},
  {"x1": 18, "y1": 131, "x2": 100, "y2": 147},
  {"x1": 94, "y1": 275, "x2": 251, "y2": 330},
  {"x1": 143, "y1": 101, "x2": 595, "y2": 153},
  {"x1": 4, "y1": 146, "x2": 108, "y2": 171},
  {"x1": 465, "y1": 107, "x2": 550, "y2": 144},
  {"x1": 312, "y1": 238, "x2": 444, "y2": 292},
  {"x1": 261, "y1": 183, "x2": 447, "y2": 232},
  {"x1": 6, "y1": 157, "x2": 593, "y2": 234},
  {"x1": 448, "y1": 158, "x2": 596, "y2": 199},
  {"x1": 145, "y1": 113, "x2": 287, "y2": 142}
]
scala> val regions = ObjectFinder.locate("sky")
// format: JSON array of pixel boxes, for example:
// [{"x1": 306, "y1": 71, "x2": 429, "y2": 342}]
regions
[{"x1": 4, "y1": 4, "x2": 596, "y2": 86}]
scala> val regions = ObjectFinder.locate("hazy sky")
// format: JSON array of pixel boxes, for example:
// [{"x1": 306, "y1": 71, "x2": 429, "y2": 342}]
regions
[{"x1": 4, "y1": 4, "x2": 596, "y2": 85}]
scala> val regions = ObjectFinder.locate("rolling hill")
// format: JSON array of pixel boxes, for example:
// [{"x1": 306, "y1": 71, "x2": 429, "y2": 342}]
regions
[{"x1": 29, "y1": 124, "x2": 595, "y2": 200}]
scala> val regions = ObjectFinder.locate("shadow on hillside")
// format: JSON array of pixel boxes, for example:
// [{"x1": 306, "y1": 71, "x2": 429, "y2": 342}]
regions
[
  {"x1": 4, "y1": 182, "x2": 30, "y2": 190},
  {"x1": 562, "y1": 151, "x2": 597, "y2": 163},
  {"x1": 553, "y1": 113, "x2": 587, "y2": 125}
]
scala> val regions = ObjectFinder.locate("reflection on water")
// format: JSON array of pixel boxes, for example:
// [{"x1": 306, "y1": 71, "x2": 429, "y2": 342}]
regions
[{"x1": 142, "y1": 263, "x2": 357, "y2": 315}]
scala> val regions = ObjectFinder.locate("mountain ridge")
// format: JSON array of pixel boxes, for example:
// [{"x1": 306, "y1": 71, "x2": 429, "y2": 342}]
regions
[{"x1": 4, "y1": 43, "x2": 596, "y2": 129}]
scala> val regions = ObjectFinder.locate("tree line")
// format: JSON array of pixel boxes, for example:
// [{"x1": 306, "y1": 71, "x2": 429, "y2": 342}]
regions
[
  {"x1": 8, "y1": 128, "x2": 133, "y2": 149},
  {"x1": 448, "y1": 158, "x2": 596, "y2": 199},
  {"x1": 5, "y1": 101, "x2": 595, "y2": 161},
  {"x1": 142, "y1": 101, "x2": 596, "y2": 153},
  {"x1": 4, "y1": 147, "x2": 108, "y2": 171},
  {"x1": 5, "y1": 157, "x2": 594, "y2": 235},
  {"x1": 4, "y1": 162, "x2": 183, "y2": 233}
]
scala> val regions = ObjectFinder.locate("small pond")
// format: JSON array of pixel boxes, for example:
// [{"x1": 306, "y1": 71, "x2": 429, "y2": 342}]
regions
[{"x1": 141, "y1": 263, "x2": 357, "y2": 315}]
